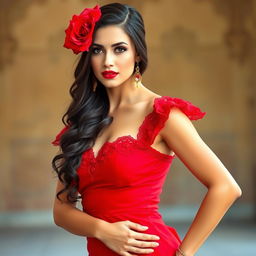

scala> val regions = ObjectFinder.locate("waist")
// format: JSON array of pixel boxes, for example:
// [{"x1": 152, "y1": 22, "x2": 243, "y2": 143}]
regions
[
  {"x1": 83, "y1": 205, "x2": 163, "y2": 223},
  {"x1": 81, "y1": 187, "x2": 161, "y2": 219}
]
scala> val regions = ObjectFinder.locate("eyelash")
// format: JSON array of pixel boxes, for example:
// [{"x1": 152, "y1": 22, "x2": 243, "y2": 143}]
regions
[{"x1": 91, "y1": 46, "x2": 127, "y2": 55}]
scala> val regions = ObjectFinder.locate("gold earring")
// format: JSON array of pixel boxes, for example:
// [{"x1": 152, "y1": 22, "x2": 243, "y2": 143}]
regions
[
  {"x1": 134, "y1": 61, "x2": 142, "y2": 88},
  {"x1": 93, "y1": 80, "x2": 97, "y2": 92}
]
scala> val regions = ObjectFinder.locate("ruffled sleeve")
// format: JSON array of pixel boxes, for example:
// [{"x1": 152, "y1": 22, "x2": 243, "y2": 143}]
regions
[
  {"x1": 138, "y1": 96, "x2": 206, "y2": 146},
  {"x1": 154, "y1": 96, "x2": 206, "y2": 120},
  {"x1": 51, "y1": 125, "x2": 70, "y2": 146}
]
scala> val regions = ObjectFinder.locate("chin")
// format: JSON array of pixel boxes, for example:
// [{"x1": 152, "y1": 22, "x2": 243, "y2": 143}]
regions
[
  {"x1": 100, "y1": 82, "x2": 119, "y2": 88},
  {"x1": 102, "y1": 79, "x2": 125, "y2": 87}
]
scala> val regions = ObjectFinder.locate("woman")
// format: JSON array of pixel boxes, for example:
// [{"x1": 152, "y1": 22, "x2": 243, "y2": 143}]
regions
[{"x1": 51, "y1": 3, "x2": 242, "y2": 256}]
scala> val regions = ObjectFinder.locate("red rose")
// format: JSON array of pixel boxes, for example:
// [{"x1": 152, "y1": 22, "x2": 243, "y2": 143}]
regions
[{"x1": 63, "y1": 4, "x2": 101, "y2": 54}]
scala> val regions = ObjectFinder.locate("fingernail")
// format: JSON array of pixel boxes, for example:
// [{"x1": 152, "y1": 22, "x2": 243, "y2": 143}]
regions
[{"x1": 142, "y1": 226, "x2": 148, "y2": 229}]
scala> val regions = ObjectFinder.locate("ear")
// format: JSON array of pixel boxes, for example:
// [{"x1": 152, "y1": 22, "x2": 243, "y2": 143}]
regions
[{"x1": 135, "y1": 54, "x2": 141, "y2": 63}]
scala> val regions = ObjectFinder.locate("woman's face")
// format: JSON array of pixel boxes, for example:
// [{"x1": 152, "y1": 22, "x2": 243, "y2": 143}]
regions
[{"x1": 90, "y1": 25, "x2": 140, "y2": 89}]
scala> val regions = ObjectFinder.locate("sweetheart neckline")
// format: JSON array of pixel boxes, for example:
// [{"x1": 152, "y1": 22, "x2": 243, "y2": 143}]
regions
[
  {"x1": 88, "y1": 134, "x2": 175, "y2": 161},
  {"x1": 90, "y1": 95, "x2": 165, "y2": 159}
]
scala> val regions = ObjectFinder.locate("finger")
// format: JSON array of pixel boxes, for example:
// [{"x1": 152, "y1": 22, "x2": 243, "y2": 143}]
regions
[
  {"x1": 131, "y1": 231, "x2": 160, "y2": 241},
  {"x1": 126, "y1": 237, "x2": 159, "y2": 250},
  {"x1": 123, "y1": 251, "x2": 139, "y2": 256},
  {"x1": 131, "y1": 239, "x2": 159, "y2": 249},
  {"x1": 124, "y1": 238, "x2": 158, "y2": 255},
  {"x1": 126, "y1": 246, "x2": 154, "y2": 255},
  {"x1": 125, "y1": 220, "x2": 149, "y2": 231},
  {"x1": 123, "y1": 252, "x2": 138, "y2": 256}
]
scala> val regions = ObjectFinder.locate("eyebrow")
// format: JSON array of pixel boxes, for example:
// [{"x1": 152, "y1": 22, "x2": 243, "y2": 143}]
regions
[{"x1": 92, "y1": 42, "x2": 128, "y2": 47}]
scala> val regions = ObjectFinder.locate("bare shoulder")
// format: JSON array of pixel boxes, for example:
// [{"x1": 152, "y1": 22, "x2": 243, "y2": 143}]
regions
[
  {"x1": 132, "y1": 92, "x2": 162, "y2": 113},
  {"x1": 144, "y1": 93, "x2": 162, "y2": 108},
  {"x1": 160, "y1": 106, "x2": 194, "y2": 138}
]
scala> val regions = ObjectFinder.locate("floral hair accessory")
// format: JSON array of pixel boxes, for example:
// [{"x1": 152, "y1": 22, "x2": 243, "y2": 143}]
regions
[{"x1": 63, "y1": 4, "x2": 101, "y2": 54}]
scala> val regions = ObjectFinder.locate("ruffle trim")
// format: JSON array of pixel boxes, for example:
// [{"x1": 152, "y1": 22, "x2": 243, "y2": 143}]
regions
[
  {"x1": 154, "y1": 96, "x2": 206, "y2": 120},
  {"x1": 138, "y1": 96, "x2": 206, "y2": 146},
  {"x1": 51, "y1": 125, "x2": 70, "y2": 146}
]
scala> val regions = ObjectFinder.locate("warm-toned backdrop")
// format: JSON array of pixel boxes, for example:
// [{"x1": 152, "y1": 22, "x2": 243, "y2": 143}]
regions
[{"x1": 0, "y1": 0, "x2": 255, "y2": 225}]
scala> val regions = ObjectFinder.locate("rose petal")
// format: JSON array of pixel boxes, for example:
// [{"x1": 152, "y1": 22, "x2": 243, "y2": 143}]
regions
[{"x1": 63, "y1": 4, "x2": 102, "y2": 54}]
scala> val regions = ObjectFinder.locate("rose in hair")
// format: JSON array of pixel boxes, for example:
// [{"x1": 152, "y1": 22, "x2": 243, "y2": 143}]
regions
[{"x1": 63, "y1": 4, "x2": 101, "y2": 54}]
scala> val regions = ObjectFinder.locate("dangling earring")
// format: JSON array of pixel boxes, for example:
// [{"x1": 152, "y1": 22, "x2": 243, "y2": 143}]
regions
[
  {"x1": 134, "y1": 61, "x2": 142, "y2": 88},
  {"x1": 93, "y1": 80, "x2": 97, "y2": 92}
]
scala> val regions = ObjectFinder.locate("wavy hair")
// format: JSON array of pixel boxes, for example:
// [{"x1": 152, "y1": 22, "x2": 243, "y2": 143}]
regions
[{"x1": 51, "y1": 2, "x2": 148, "y2": 203}]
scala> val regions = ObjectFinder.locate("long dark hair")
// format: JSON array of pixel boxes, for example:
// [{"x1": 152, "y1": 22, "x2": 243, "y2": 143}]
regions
[{"x1": 51, "y1": 2, "x2": 148, "y2": 203}]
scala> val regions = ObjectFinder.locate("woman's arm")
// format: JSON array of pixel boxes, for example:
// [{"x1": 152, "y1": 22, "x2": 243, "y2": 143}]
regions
[
  {"x1": 161, "y1": 107, "x2": 242, "y2": 256},
  {"x1": 53, "y1": 178, "x2": 108, "y2": 238}
]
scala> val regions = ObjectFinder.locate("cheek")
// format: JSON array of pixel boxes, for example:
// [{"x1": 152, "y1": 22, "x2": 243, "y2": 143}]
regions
[
  {"x1": 90, "y1": 58, "x2": 100, "y2": 72},
  {"x1": 118, "y1": 55, "x2": 135, "y2": 72}
]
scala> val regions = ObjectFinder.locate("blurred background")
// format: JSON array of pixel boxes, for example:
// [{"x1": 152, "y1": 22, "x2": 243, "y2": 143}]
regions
[{"x1": 0, "y1": 0, "x2": 255, "y2": 255}]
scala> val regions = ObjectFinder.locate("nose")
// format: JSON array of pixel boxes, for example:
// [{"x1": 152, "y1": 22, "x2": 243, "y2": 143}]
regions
[{"x1": 103, "y1": 50, "x2": 114, "y2": 68}]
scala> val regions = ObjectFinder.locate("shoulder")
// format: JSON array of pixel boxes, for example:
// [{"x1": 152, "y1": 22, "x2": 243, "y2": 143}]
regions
[
  {"x1": 154, "y1": 96, "x2": 206, "y2": 121},
  {"x1": 157, "y1": 96, "x2": 206, "y2": 141}
]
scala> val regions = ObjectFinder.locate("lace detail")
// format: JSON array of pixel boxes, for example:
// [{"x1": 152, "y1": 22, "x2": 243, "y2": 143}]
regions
[
  {"x1": 88, "y1": 135, "x2": 174, "y2": 162},
  {"x1": 90, "y1": 135, "x2": 138, "y2": 160},
  {"x1": 109, "y1": 135, "x2": 137, "y2": 153},
  {"x1": 82, "y1": 149, "x2": 97, "y2": 179},
  {"x1": 154, "y1": 96, "x2": 206, "y2": 120},
  {"x1": 138, "y1": 96, "x2": 206, "y2": 146},
  {"x1": 81, "y1": 136, "x2": 139, "y2": 177},
  {"x1": 137, "y1": 110, "x2": 162, "y2": 146}
]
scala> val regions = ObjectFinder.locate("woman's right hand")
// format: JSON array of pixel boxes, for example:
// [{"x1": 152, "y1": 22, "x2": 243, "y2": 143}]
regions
[{"x1": 96, "y1": 220, "x2": 160, "y2": 255}]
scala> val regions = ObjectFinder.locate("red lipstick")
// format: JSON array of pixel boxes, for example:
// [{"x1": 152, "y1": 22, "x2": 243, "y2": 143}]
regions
[{"x1": 102, "y1": 71, "x2": 118, "y2": 79}]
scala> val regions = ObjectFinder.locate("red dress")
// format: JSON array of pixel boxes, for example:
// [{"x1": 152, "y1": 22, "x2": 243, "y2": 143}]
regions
[{"x1": 52, "y1": 95, "x2": 206, "y2": 256}]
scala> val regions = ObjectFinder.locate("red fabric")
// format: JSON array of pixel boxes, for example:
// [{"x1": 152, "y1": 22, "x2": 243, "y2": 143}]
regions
[
  {"x1": 63, "y1": 4, "x2": 101, "y2": 54},
  {"x1": 51, "y1": 125, "x2": 70, "y2": 146},
  {"x1": 51, "y1": 96, "x2": 206, "y2": 255}
]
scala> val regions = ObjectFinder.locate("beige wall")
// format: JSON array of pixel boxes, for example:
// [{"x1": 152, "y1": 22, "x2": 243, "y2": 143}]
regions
[{"x1": 0, "y1": 0, "x2": 255, "y2": 221}]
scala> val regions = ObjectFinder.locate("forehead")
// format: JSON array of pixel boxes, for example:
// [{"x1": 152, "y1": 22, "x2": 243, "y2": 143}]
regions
[{"x1": 93, "y1": 25, "x2": 133, "y2": 46}]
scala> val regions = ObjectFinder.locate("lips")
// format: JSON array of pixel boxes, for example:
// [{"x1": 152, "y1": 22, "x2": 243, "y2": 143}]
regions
[{"x1": 102, "y1": 71, "x2": 119, "y2": 79}]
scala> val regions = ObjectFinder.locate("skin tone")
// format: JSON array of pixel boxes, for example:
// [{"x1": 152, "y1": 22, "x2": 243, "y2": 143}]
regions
[
  {"x1": 90, "y1": 25, "x2": 156, "y2": 113},
  {"x1": 53, "y1": 24, "x2": 242, "y2": 256}
]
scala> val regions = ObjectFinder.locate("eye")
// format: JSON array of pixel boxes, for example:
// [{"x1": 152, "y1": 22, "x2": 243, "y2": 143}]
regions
[
  {"x1": 91, "y1": 46, "x2": 127, "y2": 55},
  {"x1": 91, "y1": 47, "x2": 102, "y2": 54},
  {"x1": 115, "y1": 46, "x2": 127, "y2": 53}
]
